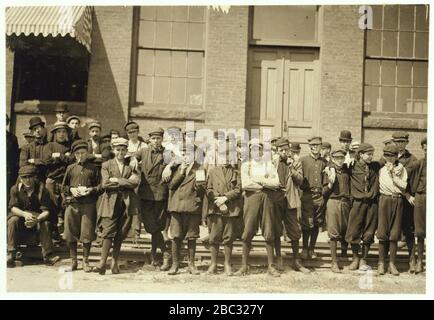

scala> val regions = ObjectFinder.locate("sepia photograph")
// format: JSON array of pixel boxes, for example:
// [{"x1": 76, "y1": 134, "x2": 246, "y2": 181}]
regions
[{"x1": 2, "y1": 1, "x2": 430, "y2": 298}]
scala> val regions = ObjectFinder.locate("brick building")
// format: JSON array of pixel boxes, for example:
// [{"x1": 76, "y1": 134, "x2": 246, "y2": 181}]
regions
[{"x1": 6, "y1": 5, "x2": 428, "y2": 158}]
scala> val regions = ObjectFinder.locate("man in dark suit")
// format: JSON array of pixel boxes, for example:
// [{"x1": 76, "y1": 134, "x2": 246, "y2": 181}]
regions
[{"x1": 166, "y1": 145, "x2": 206, "y2": 275}]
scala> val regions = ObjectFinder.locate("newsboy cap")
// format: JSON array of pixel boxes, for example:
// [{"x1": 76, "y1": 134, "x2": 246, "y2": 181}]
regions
[
  {"x1": 71, "y1": 139, "x2": 89, "y2": 152},
  {"x1": 290, "y1": 142, "x2": 301, "y2": 152},
  {"x1": 19, "y1": 165, "x2": 37, "y2": 176},
  {"x1": 124, "y1": 121, "x2": 139, "y2": 133},
  {"x1": 308, "y1": 136, "x2": 322, "y2": 145},
  {"x1": 112, "y1": 137, "x2": 129, "y2": 148},
  {"x1": 383, "y1": 145, "x2": 399, "y2": 156},
  {"x1": 100, "y1": 133, "x2": 112, "y2": 143},
  {"x1": 322, "y1": 142, "x2": 332, "y2": 149},
  {"x1": 275, "y1": 138, "x2": 290, "y2": 148},
  {"x1": 29, "y1": 117, "x2": 45, "y2": 130},
  {"x1": 331, "y1": 149, "x2": 346, "y2": 157},
  {"x1": 149, "y1": 127, "x2": 165, "y2": 137},
  {"x1": 66, "y1": 115, "x2": 80, "y2": 124},
  {"x1": 358, "y1": 143, "x2": 374, "y2": 154},
  {"x1": 50, "y1": 121, "x2": 69, "y2": 133},
  {"x1": 392, "y1": 131, "x2": 409, "y2": 142},
  {"x1": 55, "y1": 102, "x2": 69, "y2": 113},
  {"x1": 339, "y1": 130, "x2": 352, "y2": 141},
  {"x1": 249, "y1": 139, "x2": 263, "y2": 149},
  {"x1": 88, "y1": 121, "x2": 102, "y2": 130},
  {"x1": 350, "y1": 141, "x2": 360, "y2": 151},
  {"x1": 271, "y1": 137, "x2": 281, "y2": 145}
]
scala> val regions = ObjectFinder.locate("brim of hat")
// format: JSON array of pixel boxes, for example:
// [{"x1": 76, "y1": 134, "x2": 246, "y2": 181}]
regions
[
  {"x1": 383, "y1": 152, "x2": 398, "y2": 156},
  {"x1": 29, "y1": 122, "x2": 44, "y2": 129},
  {"x1": 393, "y1": 138, "x2": 408, "y2": 142},
  {"x1": 127, "y1": 129, "x2": 139, "y2": 133},
  {"x1": 339, "y1": 138, "x2": 352, "y2": 142}
]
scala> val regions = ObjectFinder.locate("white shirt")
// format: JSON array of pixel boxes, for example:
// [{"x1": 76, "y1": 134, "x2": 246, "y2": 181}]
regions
[
  {"x1": 241, "y1": 159, "x2": 280, "y2": 191},
  {"x1": 128, "y1": 140, "x2": 147, "y2": 155},
  {"x1": 114, "y1": 158, "x2": 125, "y2": 175},
  {"x1": 379, "y1": 164, "x2": 407, "y2": 195}
]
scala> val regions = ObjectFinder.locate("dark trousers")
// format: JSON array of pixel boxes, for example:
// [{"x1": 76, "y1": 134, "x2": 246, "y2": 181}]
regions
[
  {"x1": 274, "y1": 192, "x2": 301, "y2": 241},
  {"x1": 326, "y1": 198, "x2": 350, "y2": 240},
  {"x1": 345, "y1": 198, "x2": 378, "y2": 245},
  {"x1": 402, "y1": 199, "x2": 415, "y2": 238},
  {"x1": 301, "y1": 191, "x2": 325, "y2": 230},
  {"x1": 414, "y1": 193, "x2": 426, "y2": 238},
  {"x1": 140, "y1": 200, "x2": 168, "y2": 234},
  {"x1": 7, "y1": 215, "x2": 54, "y2": 258},
  {"x1": 45, "y1": 179, "x2": 63, "y2": 225}
]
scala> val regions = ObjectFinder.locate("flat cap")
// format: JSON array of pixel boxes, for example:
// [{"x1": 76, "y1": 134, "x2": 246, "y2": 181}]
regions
[
  {"x1": 71, "y1": 139, "x2": 89, "y2": 152},
  {"x1": 271, "y1": 136, "x2": 281, "y2": 144},
  {"x1": 88, "y1": 121, "x2": 102, "y2": 130},
  {"x1": 50, "y1": 121, "x2": 69, "y2": 133},
  {"x1": 350, "y1": 141, "x2": 360, "y2": 151},
  {"x1": 321, "y1": 142, "x2": 332, "y2": 149},
  {"x1": 66, "y1": 115, "x2": 80, "y2": 124},
  {"x1": 124, "y1": 121, "x2": 139, "y2": 133},
  {"x1": 100, "y1": 133, "x2": 112, "y2": 143},
  {"x1": 149, "y1": 127, "x2": 165, "y2": 137},
  {"x1": 29, "y1": 117, "x2": 45, "y2": 130},
  {"x1": 249, "y1": 139, "x2": 263, "y2": 149},
  {"x1": 331, "y1": 149, "x2": 346, "y2": 157},
  {"x1": 383, "y1": 144, "x2": 399, "y2": 156},
  {"x1": 19, "y1": 165, "x2": 37, "y2": 176},
  {"x1": 358, "y1": 143, "x2": 374, "y2": 154},
  {"x1": 111, "y1": 137, "x2": 129, "y2": 148},
  {"x1": 308, "y1": 136, "x2": 322, "y2": 145},
  {"x1": 421, "y1": 137, "x2": 427, "y2": 146},
  {"x1": 275, "y1": 137, "x2": 290, "y2": 148},
  {"x1": 392, "y1": 131, "x2": 409, "y2": 141},
  {"x1": 290, "y1": 142, "x2": 301, "y2": 151},
  {"x1": 23, "y1": 130, "x2": 35, "y2": 138},
  {"x1": 339, "y1": 130, "x2": 352, "y2": 141},
  {"x1": 54, "y1": 102, "x2": 69, "y2": 113}
]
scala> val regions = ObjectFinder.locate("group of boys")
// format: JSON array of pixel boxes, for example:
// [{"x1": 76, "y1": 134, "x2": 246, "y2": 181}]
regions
[{"x1": 6, "y1": 105, "x2": 427, "y2": 278}]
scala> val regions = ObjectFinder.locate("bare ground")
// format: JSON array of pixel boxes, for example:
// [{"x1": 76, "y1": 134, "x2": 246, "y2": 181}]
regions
[{"x1": 7, "y1": 260, "x2": 425, "y2": 294}]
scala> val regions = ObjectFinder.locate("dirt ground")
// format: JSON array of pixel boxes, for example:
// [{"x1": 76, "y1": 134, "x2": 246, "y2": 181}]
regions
[{"x1": 7, "y1": 260, "x2": 425, "y2": 294}]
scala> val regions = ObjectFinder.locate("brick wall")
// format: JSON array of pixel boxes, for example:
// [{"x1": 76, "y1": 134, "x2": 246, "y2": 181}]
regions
[
  {"x1": 319, "y1": 5, "x2": 365, "y2": 147},
  {"x1": 86, "y1": 6, "x2": 133, "y2": 133}
]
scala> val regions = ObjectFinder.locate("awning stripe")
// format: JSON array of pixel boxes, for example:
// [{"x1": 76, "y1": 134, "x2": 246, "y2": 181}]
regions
[{"x1": 6, "y1": 6, "x2": 93, "y2": 52}]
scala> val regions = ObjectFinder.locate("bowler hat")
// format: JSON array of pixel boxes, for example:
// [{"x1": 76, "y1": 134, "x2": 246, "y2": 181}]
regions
[
  {"x1": 29, "y1": 117, "x2": 45, "y2": 130},
  {"x1": 339, "y1": 130, "x2": 352, "y2": 141}
]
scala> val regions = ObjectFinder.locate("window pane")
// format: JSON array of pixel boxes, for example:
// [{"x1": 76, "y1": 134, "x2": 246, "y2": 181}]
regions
[
  {"x1": 413, "y1": 61, "x2": 428, "y2": 86},
  {"x1": 365, "y1": 59, "x2": 380, "y2": 85},
  {"x1": 366, "y1": 30, "x2": 382, "y2": 56},
  {"x1": 136, "y1": 76, "x2": 153, "y2": 103},
  {"x1": 396, "y1": 87, "x2": 412, "y2": 112},
  {"x1": 172, "y1": 22, "x2": 188, "y2": 48},
  {"x1": 172, "y1": 6, "x2": 188, "y2": 21},
  {"x1": 138, "y1": 21, "x2": 155, "y2": 47},
  {"x1": 170, "y1": 78, "x2": 187, "y2": 104},
  {"x1": 381, "y1": 60, "x2": 396, "y2": 85},
  {"x1": 155, "y1": 50, "x2": 171, "y2": 76},
  {"x1": 187, "y1": 78, "x2": 203, "y2": 105},
  {"x1": 188, "y1": 23, "x2": 205, "y2": 49},
  {"x1": 384, "y1": 5, "x2": 399, "y2": 30},
  {"x1": 171, "y1": 51, "x2": 187, "y2": 77},
  {"x1": 382, "y1": 31, "x2": 398, "y2": 56},
  {"x1": 137, "y1": 50, "x2": 154, "y2": 75},
  {"x1": 397, "y1": 61, "x2": 412, "y2": 86},
  {"x1": 156, "y1": 6, "x2": 172, "y2": 21},
  {"x1": 380, "y1": 86, "x2": 396, "y2": 112},
  {"x1": 399, "y1": 5, "x2": 415, "y2": 31},
  {"x1": 140, "y1": 6, "x2": 156, "y2": 20},
  {"x1": 398, "y1": 31, "x2": 414, "y2": 58},
  {"x1": 371, "y1": 5, "x2": 383, "y2": 29},
  {"x1": 413, "y1": 88, "x2": 427, "y2": 113},
  {"x1": 187, "y1": 52, "x2": 203, "y2": 77},
  {"x1": 416, "y1": 5, "x2": 429, "y2": 31},
  {"x1": 415, "y1": 32, "x2": 428, "y2": 59},
  {"x1": 189, "y1": 6, "x2": 205, "y2": 22},
  {"x1": 155, "y1": 21, "x2": 172, "y2": 48},
  {"x1": 364, "y1": 86, "x2": 380, "y2": 112},
  {"x1": 154, "y1": 77, "x2": 170, "y2": 103}
]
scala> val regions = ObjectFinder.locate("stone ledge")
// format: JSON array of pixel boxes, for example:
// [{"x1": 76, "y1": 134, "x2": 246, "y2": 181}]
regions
[
  {"x1": 130, "y1": 106, "x2": 206, "y2": 122},
  {"x1": 363, "y1": 114, "x2": 427, "y2": 130},
  {"x1": 14, "y1": 100, "x2": 87, "y2": 115}
]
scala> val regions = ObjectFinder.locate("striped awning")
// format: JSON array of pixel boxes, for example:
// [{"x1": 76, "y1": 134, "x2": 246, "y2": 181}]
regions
[{"x1": 6, "y1": 6, "x2": 93, "y2": 52}]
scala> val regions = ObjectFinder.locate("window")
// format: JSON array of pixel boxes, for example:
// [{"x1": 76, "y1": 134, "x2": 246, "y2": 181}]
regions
[
  {"x1": 251, "y1": 6, "x2": 320, "y2": 45},
  {"x1": 9, "y1": 35, "x2": 89, "y2": 102},
  {"x1": 364, "y1": 5, "x2": 428, "y2": 114},
  {"x1": 135, "y1": 6, "x2": 206, "y2": 108}
]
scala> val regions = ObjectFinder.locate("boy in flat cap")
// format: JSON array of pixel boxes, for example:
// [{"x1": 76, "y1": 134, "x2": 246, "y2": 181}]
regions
[
  {"x1": 135, "y1": 127, "x2": 172, "y2": 270},
  {"x1": 43, "y1": 122, "x2": 74, "y2": 240},
  {"x1": 93, "y1": 138, "x2": 140, "y2": 275},
  {"x1": 236, "y1": 140, "x2": 281, "y2": 277},
  {"x1": 290, "y1": 142, "x2": 301, "y2": 162},
  {"x1": 320, "y1": 142, "x2": 332, "y2": 163},
  {"x1": 299, "y1": 136, "x2": 328, "y2": 260},
  {"x1": 407, "y1": 137, "x2": 427, "y2": 274},
  {"x1": 7, "y1": 165, "x2": 60, "y2": 267},
  {"x1": 204, "y1": 137, "x2": 242, "y2": 276},
  {"x1": 66, "y1": 115, "x2": 82, "y2": 142},
  {"x1": 391, "y1": 131, "x2": 419, "y2": 272},
  {"x1": 377, "y1": 145, "x2": 407, "y2": 276},
  {"x1": 87, "y1": 121, "x2": 103, "y2": 156},
  {"x1": 20, "y1": 117, "x2": 48, "y2": 182},
  {"x1": 338, "y1": 130, "x2": 353, "y2": 166},
  {"x1": 62, "y1": 140, "x2": 101, "y2": 272},
  {"x1": 345, "y1": 143, "x2": 381, "y2": 271},
  {"x1": 166, "y1": 145, "x2": 206, "y2": 275},
  {"x1": 324, "y1": 149, "x2": 351, "y2": 273},
  {"x1": 272, "y1": 138, "x2": 310, "y2": 273}
]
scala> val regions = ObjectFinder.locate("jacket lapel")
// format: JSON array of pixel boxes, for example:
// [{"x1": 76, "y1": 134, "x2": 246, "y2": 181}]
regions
[
  {"x1": 214, "y1": 166, "x2": 227, "y2": 186},
  {"x1": 149, "y1": 148, "x2": 163, "y2": 173},
  {"x1": 181, "y1": 162, "x2": 197, "y2": 187},
  {"x1": 110, "y1": 159, "x2": 122, "y2": 178}
]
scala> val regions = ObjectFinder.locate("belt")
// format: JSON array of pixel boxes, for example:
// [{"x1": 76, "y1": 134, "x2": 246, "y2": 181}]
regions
[{"x1": 380, "y1": 194, "x2": 402, "y2": 199}]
